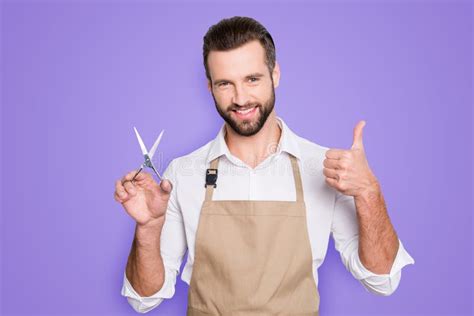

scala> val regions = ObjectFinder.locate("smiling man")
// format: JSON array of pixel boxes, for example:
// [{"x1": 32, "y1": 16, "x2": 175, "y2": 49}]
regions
[{"x1": 116, "y1": 16, "x2": 415, "y2": 315}]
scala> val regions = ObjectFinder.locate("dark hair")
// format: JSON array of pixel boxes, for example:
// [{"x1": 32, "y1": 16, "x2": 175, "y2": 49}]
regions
[{"x1": 203, "y1": 16, "x2": 276, "y2": 82}]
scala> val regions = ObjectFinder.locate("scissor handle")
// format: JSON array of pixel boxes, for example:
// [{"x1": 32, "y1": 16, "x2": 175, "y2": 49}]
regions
[{"x1": 131, "y1": 167, "x2": 143, "y2": 182}]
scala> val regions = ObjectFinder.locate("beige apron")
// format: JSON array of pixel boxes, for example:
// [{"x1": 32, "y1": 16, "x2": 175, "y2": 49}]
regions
[{"x1": 187, "y1": 154, "x2": 320, "y2": 315}]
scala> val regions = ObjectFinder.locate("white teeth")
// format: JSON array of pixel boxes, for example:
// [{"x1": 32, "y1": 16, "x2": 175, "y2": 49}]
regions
[{"x1": 237, "y1": 107, "x2": 255, "y2": 114}]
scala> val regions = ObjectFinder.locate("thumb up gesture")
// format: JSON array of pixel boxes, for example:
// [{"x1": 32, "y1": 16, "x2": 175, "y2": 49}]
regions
[{"x1": 323, "y1": 120, "x2": 379, "y2": 197}]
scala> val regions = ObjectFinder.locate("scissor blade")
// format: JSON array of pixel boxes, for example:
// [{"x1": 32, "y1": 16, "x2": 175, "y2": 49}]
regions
[
  {"x1": 148, "y1": 129, "x2": 164, "y2": 159},
  {"x1": 133, "y1": 127, "x2": 148, "y2": 155},
  {"x1": 149, "y1": 161, "x2": 163, "y2": 181}
]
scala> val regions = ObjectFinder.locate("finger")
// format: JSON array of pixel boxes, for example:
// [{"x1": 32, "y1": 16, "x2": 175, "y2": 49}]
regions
[
  {"x1": 114, "y1": 191, "x2": 125, "y2": 203},
  {"x1": 325, "y1": 149, "x2": 346, "y2": 160},
  {"x1": 351, "y1": 120, "x2": 366, "y2": 150},
  {"x1": 323, "y1": 167, "x2": 339, "y2": 180},
  {"x1": 122, "y1": 170, "x2": 140, "y2": 182},
  {"x1": 115, "y1": 180, "x2": 128, "y2": 200},
  {"x1": 323, "y1": 158, "x2": 341, "y2": 170},
  {"x1": 325, "y1": 177, "x2": 338, "y2": 188},
  {"x1": 131, "y1": 171, "x2": 153, "y2": 183},
  {"x1": 159, "y1": 179, "x2": 173, "y2": 195},
  {"x1": 123, "y1": 180, "x2": 137, "y2": 196}
]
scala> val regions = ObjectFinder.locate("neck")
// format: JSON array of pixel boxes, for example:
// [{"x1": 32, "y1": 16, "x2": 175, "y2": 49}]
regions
[{"x1": 224, "y1": 110, "x2": 281, "y2": 169}]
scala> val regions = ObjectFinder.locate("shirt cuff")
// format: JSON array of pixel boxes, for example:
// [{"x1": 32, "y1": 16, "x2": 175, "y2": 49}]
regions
[
  {"x1": 121, "y1": 266, "x2": 178, "y2": 313},
  {"x1": 351, "y1": 238, "x2": 415, "y2": 296}
]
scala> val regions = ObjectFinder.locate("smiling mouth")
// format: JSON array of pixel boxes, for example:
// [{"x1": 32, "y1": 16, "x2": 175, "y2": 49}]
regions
[
  {"x1": 234, "y1": 106, "x2": 256, "y2": 113},
  {"x1": 231, "y1": 105, "x2": 258, "y2": 118}
]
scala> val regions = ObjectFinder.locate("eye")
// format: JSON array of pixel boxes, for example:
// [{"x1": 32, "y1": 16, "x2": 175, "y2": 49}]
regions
[
  {"x1": 218, "y1": 82, "x2": 229, "y2": 87},
  {"x1": 249, "y1": 77, "x2": 259, "y2": 83}
]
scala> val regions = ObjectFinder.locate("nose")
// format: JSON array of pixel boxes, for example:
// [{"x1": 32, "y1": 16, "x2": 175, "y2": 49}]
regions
[{"x1": 231, "y1": 83, "x2": 251, "y2": 107}]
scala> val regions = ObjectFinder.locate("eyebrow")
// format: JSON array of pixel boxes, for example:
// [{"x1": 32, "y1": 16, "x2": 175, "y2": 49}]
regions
[{"x1": 213, "y1": 72, "x2": 265, "y2": 86}]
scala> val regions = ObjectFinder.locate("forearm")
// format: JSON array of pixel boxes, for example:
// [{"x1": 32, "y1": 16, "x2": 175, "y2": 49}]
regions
[
  {"x1": 126, "y1": 218, "x2": 166, "y2": 297},
  {"x1": 355, "y1": 183, "x2": 399, "y2": 274}
]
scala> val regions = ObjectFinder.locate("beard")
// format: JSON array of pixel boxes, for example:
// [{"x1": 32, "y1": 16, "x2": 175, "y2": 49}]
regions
[{"x1": 212, "y1": 82, "x2": 276, "y2": 137}]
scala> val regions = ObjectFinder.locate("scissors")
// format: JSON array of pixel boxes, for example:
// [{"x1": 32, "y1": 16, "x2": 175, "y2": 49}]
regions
[{"x1": 131, "y1": 127, "x2": 164, "y2": 182}]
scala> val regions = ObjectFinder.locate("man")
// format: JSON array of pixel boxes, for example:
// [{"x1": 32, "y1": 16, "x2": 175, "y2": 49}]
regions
[{"x1": 115, "y1": 16, "x2": 414, "y2": 315}]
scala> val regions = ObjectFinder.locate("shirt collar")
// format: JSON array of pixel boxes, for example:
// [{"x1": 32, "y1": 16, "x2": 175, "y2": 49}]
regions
[{"x1": 206, "y1": 116, "x2": 302, "y2": 164}]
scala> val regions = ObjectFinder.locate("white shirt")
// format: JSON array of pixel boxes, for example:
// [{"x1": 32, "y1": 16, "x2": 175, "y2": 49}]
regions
[{"x1": 121, "y1": 117, "x2": 415, "y2": 313}]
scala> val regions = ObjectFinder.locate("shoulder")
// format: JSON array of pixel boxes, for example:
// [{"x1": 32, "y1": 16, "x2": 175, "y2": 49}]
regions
[
  {"x1": 290, "y1": 133, "x2": 330, "y2": 179},
  {"x1": 296, "y1": 134, "x2": 329, "y2": 161},
  {"x1": 292, "y1": 133, "x2": 338, "y2": 202}
]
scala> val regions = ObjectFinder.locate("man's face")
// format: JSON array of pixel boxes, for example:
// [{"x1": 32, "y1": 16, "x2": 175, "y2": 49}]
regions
[{"x1": 207, "y1": 40, "x2": 280, "y2": 137}]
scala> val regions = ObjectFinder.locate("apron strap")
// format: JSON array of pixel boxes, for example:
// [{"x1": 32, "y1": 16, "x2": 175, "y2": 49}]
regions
[
  {"x1": 204, "y1": 154, "x2": 304, "y2": 202},
  {"x1": 205, "y1": 157, "x2": 220, "y2": 201},
  {"x1": 289, "y1": 154, "x2": 304, "y2": 202}
]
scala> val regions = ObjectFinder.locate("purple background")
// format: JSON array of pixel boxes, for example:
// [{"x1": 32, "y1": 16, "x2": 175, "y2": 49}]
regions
[{"x1": 1, "y1": 1, "x2": 472, "y2": 315}]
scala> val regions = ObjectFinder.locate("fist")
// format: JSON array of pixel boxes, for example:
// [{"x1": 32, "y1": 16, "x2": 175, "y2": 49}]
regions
[
  {"x1": 114, "y1": 170, "x2": 173, "y2": 226},
  {"x1": 323, "y1": 120, "x2": 379, "y2": 197}
]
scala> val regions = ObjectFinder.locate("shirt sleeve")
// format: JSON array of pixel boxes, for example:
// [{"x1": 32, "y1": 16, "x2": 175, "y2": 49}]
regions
[
  {"x1": 331, "y1": 191, "x2": 415, "y2": 296},
  {"x1": 121, "y1": 159, "x2": 188, "y2": 313}
]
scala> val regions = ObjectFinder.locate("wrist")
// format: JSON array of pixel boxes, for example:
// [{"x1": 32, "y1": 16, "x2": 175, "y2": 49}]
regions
[
  {"x1": 135, "y1": 217, "x2": 165, "y2": 242},
  {"x1": 138, "y1": 216, "x2": 165, "y2": 228},
  {"x1": 355, "y1": 178, "x2": 381, "y2": 202}
]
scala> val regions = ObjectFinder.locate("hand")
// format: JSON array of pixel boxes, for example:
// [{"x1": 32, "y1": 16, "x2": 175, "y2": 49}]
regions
[
  {"x1": 114, "y1": 170, "x2": 173, "y2": 227},
  {"x1": 323, "y1": 120, "x2": 379, "y2": 197}
]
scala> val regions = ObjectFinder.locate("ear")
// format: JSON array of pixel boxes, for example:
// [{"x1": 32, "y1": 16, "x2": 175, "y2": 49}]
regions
[{"x1": 272, "y1": 61, "x2": 281, "y2": 88}]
